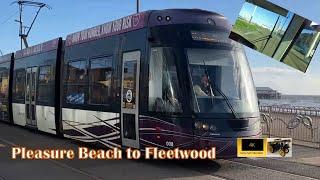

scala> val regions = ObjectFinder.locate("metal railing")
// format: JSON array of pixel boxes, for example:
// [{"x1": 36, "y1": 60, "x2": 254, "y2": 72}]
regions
[
  {"x1": 260, "y1": 106, "x2": 320, "y2": 148},
  {"x1": 260, "y1": 105, "x2": 320, "y2": 116}
]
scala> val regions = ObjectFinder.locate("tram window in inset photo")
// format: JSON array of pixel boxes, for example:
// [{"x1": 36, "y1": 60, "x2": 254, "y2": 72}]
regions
[{"x1": 229, "y1": 0, "x2": 320, "y2": 73}]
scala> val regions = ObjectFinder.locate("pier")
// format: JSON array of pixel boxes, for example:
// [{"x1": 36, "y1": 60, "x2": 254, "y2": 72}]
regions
[{"x1": 256, "y1": 87, "x2": 282, "y2": 99}]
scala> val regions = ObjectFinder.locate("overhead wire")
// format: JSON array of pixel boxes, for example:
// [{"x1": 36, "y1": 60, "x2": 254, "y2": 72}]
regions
[{"x1": 1, "y1": 10, "x2": 19, "y2": 25}]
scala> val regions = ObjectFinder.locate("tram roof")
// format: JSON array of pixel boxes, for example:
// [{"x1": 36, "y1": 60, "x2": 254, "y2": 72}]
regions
[
  {"x1": 15, "y1": 38, "x2": 60, "y2": 59},
  {"x1": 65, "y1": 9, "x2": 230, "y2": 47},
  {"x1": 0, "y1": 53, "x2": 13, "y2": 63}
]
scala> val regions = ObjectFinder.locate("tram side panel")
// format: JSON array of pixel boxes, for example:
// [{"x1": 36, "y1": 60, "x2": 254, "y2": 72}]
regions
[
  {"x1": 62, "y1": 34, "x2": 122, "y2": 148},
  {"x1": 12, "y1": 38, "x2": 62, "y2": 135},
  {"x1": 0, "y1": 53, "x2": 14, "y2": 123},
  {"x1": 62, "y1": 28, "x2": 148, "y2": 149}
]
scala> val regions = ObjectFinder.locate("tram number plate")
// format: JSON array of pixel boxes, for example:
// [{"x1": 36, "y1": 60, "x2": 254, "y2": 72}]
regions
[{"x1": 166, "y1": 141, "x2": 174, "y2": 147}]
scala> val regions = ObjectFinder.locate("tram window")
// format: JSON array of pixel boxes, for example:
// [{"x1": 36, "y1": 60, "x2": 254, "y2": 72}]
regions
[
  {"x1": 0, "y1": 70, "x2": 9, "y2": 99},
  {"x1": 0, "y1": 70, "x2": 9, "y2": 117},
  {"x1": 148, "y1": 48, "x2": 182, "y2": 113},
  {"x1": 13, "y1": 69, "x2": 26, "y2": 101},
  {"x1": 37, "y1": 65, "x2": 54, "y2": 104},
  {"x1": 89, "y1": 56, "x2": 113, "y2": 105},
  {"x1": 65, "y1": 60, "x2": 88, "y2": 105}
]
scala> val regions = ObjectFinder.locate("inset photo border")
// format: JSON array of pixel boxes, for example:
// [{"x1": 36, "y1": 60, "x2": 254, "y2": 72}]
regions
[{"x1": 229, "y1": 0, "x2": 320, "y2": 73}]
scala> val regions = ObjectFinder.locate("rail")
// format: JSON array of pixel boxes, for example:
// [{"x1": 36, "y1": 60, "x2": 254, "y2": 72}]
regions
[
  {"x1": 260, "y1": 106, "x2": 320, "y2": 148},
  {"x1": 260, "y1": 105, "x2": 320, "y2": 116}
]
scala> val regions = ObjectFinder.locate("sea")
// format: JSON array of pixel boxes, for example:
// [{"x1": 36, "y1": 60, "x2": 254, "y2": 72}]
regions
[{"x1": 259, "y1": 95, "x2": 320, "y2": 108}]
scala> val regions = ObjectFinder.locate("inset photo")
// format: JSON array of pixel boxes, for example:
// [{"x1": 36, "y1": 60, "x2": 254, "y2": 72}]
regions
[
  {"x1": 229, "y1": 0, "x2": 320, "y2": 73},
  {"x1": 267, "y1": 138, "x2": 292, "y2": 157}
]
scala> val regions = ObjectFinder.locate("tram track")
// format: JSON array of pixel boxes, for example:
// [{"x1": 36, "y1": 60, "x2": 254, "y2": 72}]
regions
[
  {"x1": 0, "y1": 136, "x2": 103, "y2": 180},
  {"x1": 270, "y1": 158, "x2": 320, "y2": 168},
  {"x1": 0, "y1": 124, "x2": 319, "y2": 180},
  {"x1": 215, "y1": 159, "x2": 319, "y2": 180},
  {"x1": 169, "y1": 157, "x2": 318, "y2": 180}
]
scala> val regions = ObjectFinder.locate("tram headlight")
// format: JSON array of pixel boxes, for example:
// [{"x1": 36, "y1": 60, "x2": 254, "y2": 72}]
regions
[
  {"x1": 195, "y1": 121, "x2": 211, "y2": 131},
  {"x1": 202, "y1": 123, "x2": 209, "y2": 131}
]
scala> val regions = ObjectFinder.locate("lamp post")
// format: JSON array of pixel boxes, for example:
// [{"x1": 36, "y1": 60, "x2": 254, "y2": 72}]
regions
[
  {"x1": 136, "y1": 0, "x2": 140, "y2": 13},
  {"x1": 249, "y1": 6, "x2": 257, "y2": 23}
]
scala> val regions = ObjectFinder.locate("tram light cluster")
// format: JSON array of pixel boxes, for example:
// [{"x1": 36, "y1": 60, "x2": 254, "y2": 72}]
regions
[
  {"x1": 194, "y1": 121, "x2": 217, "y2": 132},
  {"x1": 157, "y1": 15, "x2": 172, "y2": 22},
  {"x1": 207, "y1": 18, "x2": 215, "y2": 25},
  {"x1": 209, "y1": 125, "x2": 217, "y2": 131}
]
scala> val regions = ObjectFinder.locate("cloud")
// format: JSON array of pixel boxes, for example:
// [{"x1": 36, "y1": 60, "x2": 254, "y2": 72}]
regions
[{"x1": 251, "y1": 67, "x2": 320, "y2": 95}]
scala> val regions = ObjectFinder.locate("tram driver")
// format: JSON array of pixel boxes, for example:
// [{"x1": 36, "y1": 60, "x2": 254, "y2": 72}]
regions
[{"x1": 193, "y1": 74, "x2": 215, "y2": 97}]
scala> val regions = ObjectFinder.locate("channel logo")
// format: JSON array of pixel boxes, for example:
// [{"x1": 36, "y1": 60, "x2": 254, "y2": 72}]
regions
[
  {"x1": 237, "y1": 138, "x2": 292, "y2": 157},
  {"x1": 267, "y1": 138, "x2": 292, "y2": 157},
  {"x1": 237, "y1": 138, "x2": 267, "y2": 157}
]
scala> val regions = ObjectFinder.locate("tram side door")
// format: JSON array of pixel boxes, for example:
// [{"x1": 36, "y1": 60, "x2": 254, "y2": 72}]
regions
[
  {"x1": 120, "y1": 51, "x2": 140, "y2": 149},
  {"x1": 25, "y1": 67, "x2": 38, "y2": 127}
]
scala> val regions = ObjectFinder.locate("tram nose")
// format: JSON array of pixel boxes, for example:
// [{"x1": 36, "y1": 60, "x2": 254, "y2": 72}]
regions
[
  {"x1": 195, "y1": 137, "x2": 238, "y2": 158},
  {"x1": 193, "y1": 117, "x2": 262, "y2": 137},
  {"x1": 192, "y1": 118, "x2": 261, "y2": 158},
  {"x1": 194, "y1": 121, "x2": 216, "y2": 132}
]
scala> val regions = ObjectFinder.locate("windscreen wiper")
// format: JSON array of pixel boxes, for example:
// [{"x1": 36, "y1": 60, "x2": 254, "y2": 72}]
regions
[
  {"x1": 202, "y1": 61, "x2": 238, "y2": 119},
  {"x1": 202, "y1": 61, "x2": 215, "y2": 106}
]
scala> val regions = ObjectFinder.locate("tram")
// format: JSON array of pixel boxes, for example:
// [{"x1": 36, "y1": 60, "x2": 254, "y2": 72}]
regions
[{"x1": 0, "y1": 9, "x2": 261, "y2": 158}]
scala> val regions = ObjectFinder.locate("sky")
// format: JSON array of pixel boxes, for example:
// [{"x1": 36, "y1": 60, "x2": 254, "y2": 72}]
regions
[
  {"x1": 0, "y1": 0, "x2": 319, "y2": 95},
  {"x1": 239, "y1": 2, "x2": 282, "y2": 29}
]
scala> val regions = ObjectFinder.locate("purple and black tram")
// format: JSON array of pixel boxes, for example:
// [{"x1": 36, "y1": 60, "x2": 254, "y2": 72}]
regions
[{"x1": 0, "y1": 9, "x2": 261, "y2": 158}]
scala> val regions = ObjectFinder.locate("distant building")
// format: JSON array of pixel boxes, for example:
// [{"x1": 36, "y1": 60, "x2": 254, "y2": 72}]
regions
[{"x1": 256, "y1": 87, "x2": 281, "y2": 99}]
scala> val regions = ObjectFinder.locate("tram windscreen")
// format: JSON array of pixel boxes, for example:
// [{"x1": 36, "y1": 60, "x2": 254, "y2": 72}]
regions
[{"x1": 187, "y1": 42, "x2": 259, "y2": 117}]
